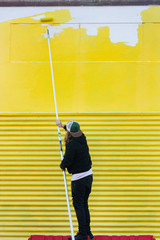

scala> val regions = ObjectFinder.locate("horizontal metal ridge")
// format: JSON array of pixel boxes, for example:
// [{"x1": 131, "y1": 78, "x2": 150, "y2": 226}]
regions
[
  {"x1": 2, "y1": 121, "x2": 160, "y2": 125},
  {"x1": 1, "y1": 112, "x2": 160, "y2": 115},
  {"x1": 0, "y1": 215, "x2": 159, "y2": 220},
  {"x1": 0, "y1": 217, "x2": 160, "y2": 222},
  {"x1": 0, "y1": 227, "x2": 160, "y2": 232},
  {"x1": 0, "y1": 221, "x2": 160, "y2": 227},
  {"x1": 0, "y1": 180, "x2": 160, "y2": 186},
  {"x1": 1, "y1": 196, "x2": 160, "y2": 201},
  {"x1": 1, "y1": 145, "x2": 160, "y2": 149}
]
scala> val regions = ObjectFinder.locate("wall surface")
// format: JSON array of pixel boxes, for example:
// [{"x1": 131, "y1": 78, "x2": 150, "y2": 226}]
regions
[
  {"x1": 1, "y1": 6, "x2": 160, "y2": 113},
  {"x1": 0, "y1": 6, "x2": 160, "y2": 240}
]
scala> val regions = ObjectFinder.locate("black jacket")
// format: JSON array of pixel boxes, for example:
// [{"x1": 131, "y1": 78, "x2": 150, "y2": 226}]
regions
[{"x1": 60, "y1": 133, "x2": 92, "y2": 174}]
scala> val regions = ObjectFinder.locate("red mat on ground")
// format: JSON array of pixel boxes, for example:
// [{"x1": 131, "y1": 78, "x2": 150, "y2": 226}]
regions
[{"x1": 28, "y1": 235, "x2": 155, "y2": 240}]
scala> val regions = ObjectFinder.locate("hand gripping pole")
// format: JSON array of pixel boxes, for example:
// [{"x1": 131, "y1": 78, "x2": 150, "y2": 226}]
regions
[{"x1": 47, "y1": 28, "x2": 74, "y2": 240}]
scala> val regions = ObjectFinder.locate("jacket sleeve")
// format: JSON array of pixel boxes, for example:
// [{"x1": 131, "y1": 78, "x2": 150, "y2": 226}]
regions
[{"x1": 60, "y1": 142, "x2": 75, "y2": 170}]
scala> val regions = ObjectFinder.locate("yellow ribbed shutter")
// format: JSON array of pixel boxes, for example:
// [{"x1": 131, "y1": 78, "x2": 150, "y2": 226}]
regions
[{"x1": 0, "y1": 113, "x2": 159, "y2": 240}]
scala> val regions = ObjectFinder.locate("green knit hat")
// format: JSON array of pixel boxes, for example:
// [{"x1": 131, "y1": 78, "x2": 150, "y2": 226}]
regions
[{"x1": 66, "y1": 120, "x2": 80, "y2": 133}]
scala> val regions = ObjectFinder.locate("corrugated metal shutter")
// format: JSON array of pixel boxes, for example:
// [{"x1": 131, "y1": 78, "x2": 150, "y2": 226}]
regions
[{"x1": 0, "y1": 113, "x2": 159, "y2": 240}]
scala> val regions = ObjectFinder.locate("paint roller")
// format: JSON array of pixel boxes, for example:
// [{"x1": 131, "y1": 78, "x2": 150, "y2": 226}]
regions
[{"x1": 40, "y1": 17, "x2": 54, "y2": 22}]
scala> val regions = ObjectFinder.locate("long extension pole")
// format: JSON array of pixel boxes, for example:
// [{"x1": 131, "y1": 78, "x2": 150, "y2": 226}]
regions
[{"x1": 47, "y1": 28, "x2": 74, "y2": 240}]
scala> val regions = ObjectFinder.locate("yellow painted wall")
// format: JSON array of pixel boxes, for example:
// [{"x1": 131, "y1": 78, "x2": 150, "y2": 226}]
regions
[
  {"x1": 1, "y1": 6, "x2": 160, "y2": 240},
  {"x1": 1, "y1": 6, "x2": 160, "y2": 112}
]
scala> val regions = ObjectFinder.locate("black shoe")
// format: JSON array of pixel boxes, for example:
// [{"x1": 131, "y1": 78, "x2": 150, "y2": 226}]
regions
[
  {"x1": 68, "y1": 234, "x2": 88, "y2": 240},
  {"x1": 75, "y1": 235, "x2": 88, "y2": 240},
  {"x1": 75, "y1": 233, "x2": 80, "y2": 238},
  {"x1": 88, "y1": 232, "x2": 94, "y2": 240},
  {"x1": 75, "y1": 231, "x2": 94, "y2": 240},
  {"x1": 68, "y1": 233, "x2": 81, "y2": 240}
]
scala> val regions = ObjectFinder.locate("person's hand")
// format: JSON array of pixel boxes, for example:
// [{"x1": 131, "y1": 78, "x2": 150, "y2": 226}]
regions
[{"x1": 56, "y1": 119, "x2": 64, "y2": 128}]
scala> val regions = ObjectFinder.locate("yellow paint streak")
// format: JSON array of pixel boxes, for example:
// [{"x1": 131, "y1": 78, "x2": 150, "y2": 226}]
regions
[
  {"x1": 0, "y1": 7, "x2": 160, "y2": 112},
  {"x1": 12, "y1": 9, "x2": 72, "y2": 23},
  {"x1": 141, "y1": 6, "x2": 160, "y2": 22}
]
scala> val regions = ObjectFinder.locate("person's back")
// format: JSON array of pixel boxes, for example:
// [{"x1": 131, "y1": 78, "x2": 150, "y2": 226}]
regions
[{"x1": 62, "y1": 133, "x2": 92, "y2": 174}]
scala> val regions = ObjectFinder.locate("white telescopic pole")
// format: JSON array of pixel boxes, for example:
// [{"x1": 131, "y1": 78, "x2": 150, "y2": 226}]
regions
[{"x1": 47, "y1": 28, "x2": 74, "y2": 240}]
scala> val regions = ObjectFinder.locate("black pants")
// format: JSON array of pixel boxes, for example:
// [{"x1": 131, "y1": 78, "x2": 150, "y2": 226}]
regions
[{"x1": 71, "y1": 175, "x2": 93, "y2": 236}]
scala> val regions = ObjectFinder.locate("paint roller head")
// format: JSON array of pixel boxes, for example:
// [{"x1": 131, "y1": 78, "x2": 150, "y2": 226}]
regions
[{"x1": 40, "y1": 17, "x2": 54, "y2": 22}]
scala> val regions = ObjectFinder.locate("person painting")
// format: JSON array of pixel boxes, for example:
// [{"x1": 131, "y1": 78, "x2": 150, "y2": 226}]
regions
[{"x1": 56, "y1": 119, "x2": 93, "y2": 240}]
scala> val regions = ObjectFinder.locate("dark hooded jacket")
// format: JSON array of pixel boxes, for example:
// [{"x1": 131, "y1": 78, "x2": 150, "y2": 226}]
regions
[{"x1": 60, "y1": 133, "x2": 92, "y2": 174}]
